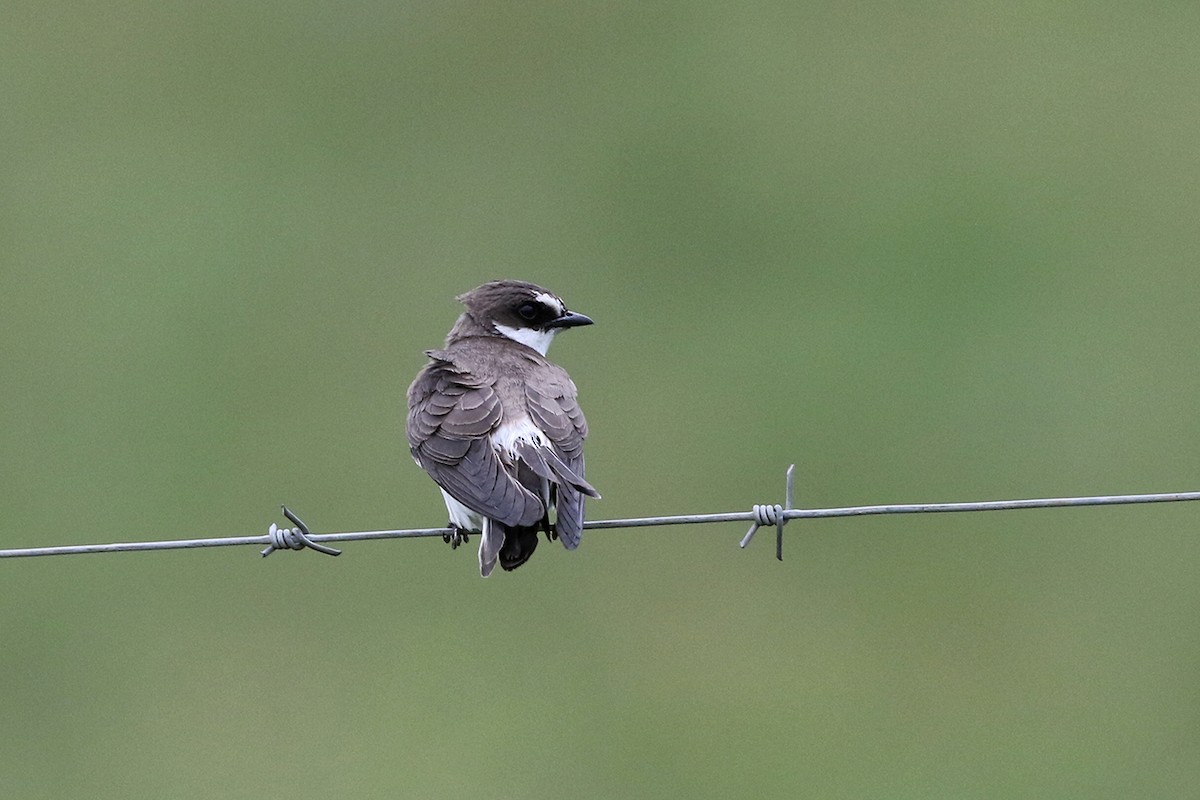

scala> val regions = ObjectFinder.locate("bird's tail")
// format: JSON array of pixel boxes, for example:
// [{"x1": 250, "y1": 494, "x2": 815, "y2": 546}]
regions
[
  {"x1": 498, "y1": 524, "x2": 540, "y2": 572},
  {"x1": 479, "y1": 519, "x2": 503, "y2": 577},
  {"x1": 479, "y1": 519, "x2": 542, "y2": 576}
]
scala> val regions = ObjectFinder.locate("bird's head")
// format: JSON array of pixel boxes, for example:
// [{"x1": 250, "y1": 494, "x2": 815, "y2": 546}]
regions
[{"x1": 454, "y1": 280, "x2": 593, "y2": 355}]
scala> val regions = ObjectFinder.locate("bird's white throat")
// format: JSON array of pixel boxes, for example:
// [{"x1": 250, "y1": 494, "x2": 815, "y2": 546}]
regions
[{"x1": 493, "y1": 324, "x2": 558, "y2": 356}]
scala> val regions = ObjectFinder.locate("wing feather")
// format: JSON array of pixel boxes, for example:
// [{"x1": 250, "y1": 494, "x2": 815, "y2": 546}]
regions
[
  {"x1": 554, "y1": 482, "x2": 585, "y2": 550},
  {"x1": 407, "y1": 358, "x2": 544, "y2": 527},
  {"x1": 523, "y1": 373, "x2": 595, "y2": 548}
]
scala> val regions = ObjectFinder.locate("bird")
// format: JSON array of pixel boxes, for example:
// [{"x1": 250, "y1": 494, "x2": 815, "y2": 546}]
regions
[{"x1": 406, "y1": 280, "x2": 599, "y2": 576}]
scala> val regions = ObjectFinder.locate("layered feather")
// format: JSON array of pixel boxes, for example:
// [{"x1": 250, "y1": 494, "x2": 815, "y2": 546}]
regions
[{"x1": 406, "y1": 336, "x2": 596, "y2": 570}]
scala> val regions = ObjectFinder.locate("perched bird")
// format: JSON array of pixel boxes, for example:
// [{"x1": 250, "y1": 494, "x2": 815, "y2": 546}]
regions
[{"x1": 406, "y1": 280, "x2": 599, "y2": 576}]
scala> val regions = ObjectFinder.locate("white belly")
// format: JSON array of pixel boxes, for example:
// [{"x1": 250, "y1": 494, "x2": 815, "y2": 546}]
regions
[{"x1": 440, "y1": 489, "x2": 485, "y2": 531}]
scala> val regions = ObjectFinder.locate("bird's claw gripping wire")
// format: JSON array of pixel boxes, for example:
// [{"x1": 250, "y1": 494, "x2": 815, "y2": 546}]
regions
[
  {"x1": 262, "y1": 505, "x2": 342, "y2": 557},
  {"x1": 739, "y1": 464, "x2": 795, "y2": 561}
]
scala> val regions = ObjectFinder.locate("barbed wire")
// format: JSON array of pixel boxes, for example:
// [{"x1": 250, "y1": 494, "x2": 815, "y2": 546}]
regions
[{"x1": 3, "y1": 466, "x2": 1199, "y2": 562}]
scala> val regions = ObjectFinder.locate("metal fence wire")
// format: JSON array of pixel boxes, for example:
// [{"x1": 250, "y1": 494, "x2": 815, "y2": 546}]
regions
[{"x1": 3, "y1": 466, "x2": 1199, "y2": 562}]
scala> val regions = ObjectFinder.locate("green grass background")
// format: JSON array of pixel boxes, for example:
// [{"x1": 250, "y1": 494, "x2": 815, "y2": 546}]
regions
[{"x1": 3, "y1": 3, "x2": 1200, "y2": 797}]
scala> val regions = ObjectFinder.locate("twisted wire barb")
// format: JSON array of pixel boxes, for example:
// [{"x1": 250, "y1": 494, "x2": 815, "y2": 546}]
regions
[
  {"x1": 2, "y1": 465, "x2": 1199, "y2": 560},
  {"x1": 740, "y1": 464, "x2": 796, "y2": 560},
  {"x1": 262, "y1": 506, "x2": 342, "y2": 557}
]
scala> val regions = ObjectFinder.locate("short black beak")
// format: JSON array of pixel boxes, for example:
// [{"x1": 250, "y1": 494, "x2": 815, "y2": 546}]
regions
[{"x1": 547, "y1": 311, "x2": 594, "y2": 329}]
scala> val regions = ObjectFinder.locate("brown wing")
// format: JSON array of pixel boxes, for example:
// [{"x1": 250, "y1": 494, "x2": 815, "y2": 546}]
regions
[
  {"x1": 406, "y1": 354, "x2": 544, "y2": 528},
  {"x1": 524, "y1": 370, "x2": 595, "y2": 549}
]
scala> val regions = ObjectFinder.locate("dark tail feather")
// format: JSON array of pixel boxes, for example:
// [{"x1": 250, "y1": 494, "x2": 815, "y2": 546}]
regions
[{"x1": 498, "y1": 523, "x2": 541, "y2": 571}]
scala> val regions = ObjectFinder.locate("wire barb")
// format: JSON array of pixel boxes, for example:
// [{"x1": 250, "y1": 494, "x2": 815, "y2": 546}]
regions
[
  {"x1": 261, "y1": 506, "x2": 342, "y2": 558},
  {"x1": 739, "y1": 464, "x2": 796, "y2": 560}
]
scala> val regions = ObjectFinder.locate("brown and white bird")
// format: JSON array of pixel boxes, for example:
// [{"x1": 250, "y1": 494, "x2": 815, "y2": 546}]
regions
[{"x1": 406, "y1": 280, "x2": 599, "y2": 576}]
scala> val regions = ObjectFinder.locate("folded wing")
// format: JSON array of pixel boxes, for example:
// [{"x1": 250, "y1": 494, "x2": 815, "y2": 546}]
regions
[
  {"x1": 524, "y1": 377, "x2": 597, "y2": 550},
  {"x1": 407, "y1": 356, "x2": 545, "y2": 528}
]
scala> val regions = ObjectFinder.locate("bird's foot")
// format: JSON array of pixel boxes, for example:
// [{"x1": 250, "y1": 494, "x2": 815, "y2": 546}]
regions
[
  {"x1": 443, "y1": 525, "x2": 470, "y2": 549},
  {"x1": 544, "y1": 522, "x2": 558, "y2": 543}
]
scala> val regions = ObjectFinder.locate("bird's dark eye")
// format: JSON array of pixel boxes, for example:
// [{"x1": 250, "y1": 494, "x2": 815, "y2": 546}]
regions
[{"x1": 517, "y1": 303, "x2": 539, "y2": 321}]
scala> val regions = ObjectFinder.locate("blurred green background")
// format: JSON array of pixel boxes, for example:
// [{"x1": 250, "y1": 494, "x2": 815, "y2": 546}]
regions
[{"x1": 3, "y1": 2, "x2": 1199, "y2": 797}]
